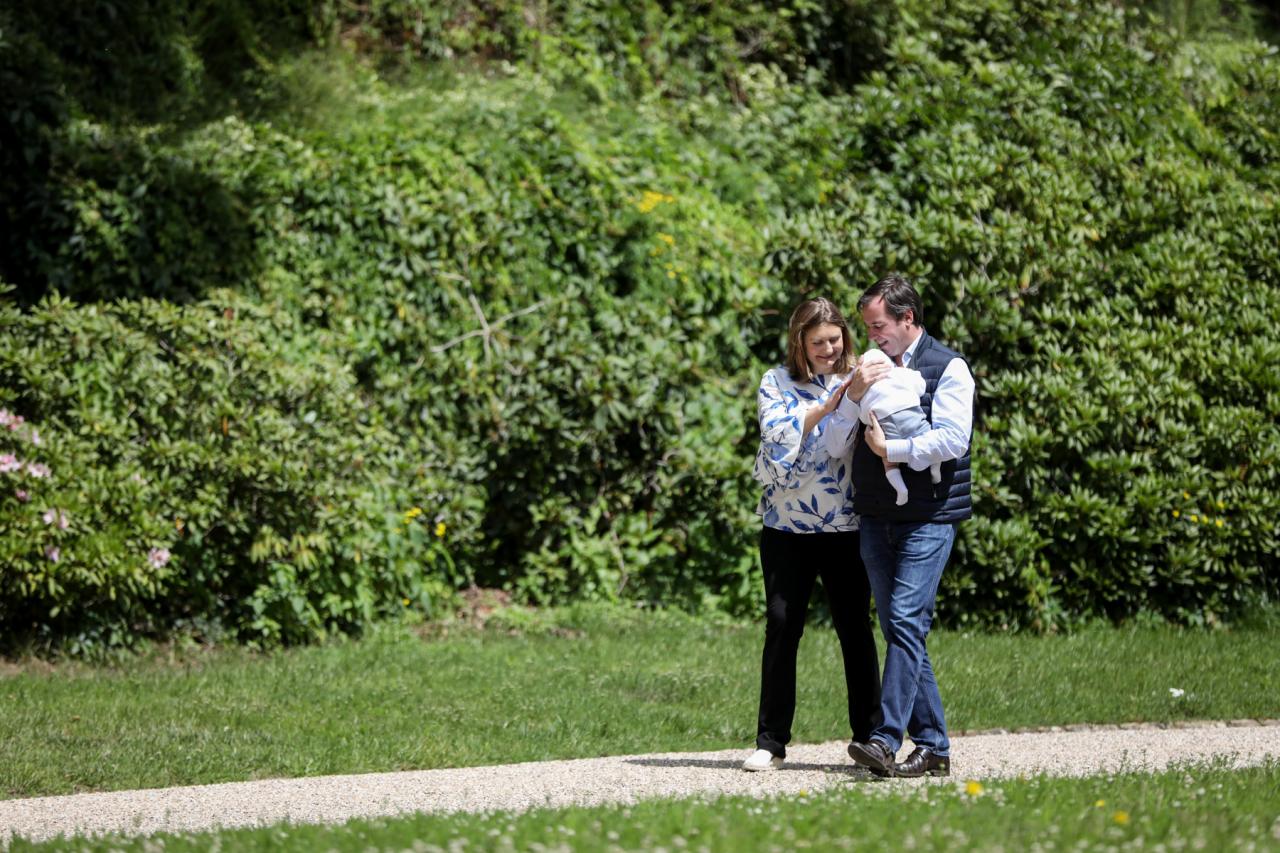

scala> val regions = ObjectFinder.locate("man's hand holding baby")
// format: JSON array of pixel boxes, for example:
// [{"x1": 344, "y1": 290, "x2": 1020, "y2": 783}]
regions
[{"x1": 844, "y1": 353, "x2": 891, "y2": 403}]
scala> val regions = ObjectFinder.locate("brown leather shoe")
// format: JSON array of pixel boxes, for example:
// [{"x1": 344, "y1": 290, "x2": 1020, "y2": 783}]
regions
[
  {"x1": 847, "y1": 739, "x2": 896, "y2": 777},
  {"x1": 895, "y1": 747, "x2": 950, "y2": 777}
]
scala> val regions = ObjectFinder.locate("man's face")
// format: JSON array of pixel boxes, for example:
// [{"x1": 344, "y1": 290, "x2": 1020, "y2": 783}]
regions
[{"x1": 861, "y1": 297, "x2": 917, "y2": 362}]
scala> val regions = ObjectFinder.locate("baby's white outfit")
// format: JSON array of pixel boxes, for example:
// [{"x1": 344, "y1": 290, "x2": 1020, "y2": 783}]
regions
[{"x1": 858, "y1": 349, "x2": 941, "y2": 504}]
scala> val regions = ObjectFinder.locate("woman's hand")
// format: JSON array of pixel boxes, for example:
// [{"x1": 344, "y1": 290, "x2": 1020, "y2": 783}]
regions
[
  {"x1": 823, "y1": 375, "x2": 855, "y2": 416},
  {"x1": 803, "y1": 375, "x2": 854, "y2": 436},
  {"x1": 865, "y1": 411, "x2": 888, "y2": 458},
  {"x1": 845, "y1": 358, "x2": 891, "y2": 403}
]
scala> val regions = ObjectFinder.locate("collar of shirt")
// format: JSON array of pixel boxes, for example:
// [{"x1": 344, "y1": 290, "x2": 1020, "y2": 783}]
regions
[{"x1": 901, "y1": 333, "x2": 924, "y2": 368}]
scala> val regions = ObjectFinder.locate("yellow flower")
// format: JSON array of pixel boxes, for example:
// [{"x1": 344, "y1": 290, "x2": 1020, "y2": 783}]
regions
[
  {"x1": 1216, "y1": 500, "x2": 1225, "y2": 510},
  {"x1": 1182, "y1": 490, "x2": 1191, "y2": 499},
  {"x1": 1189, "y1": 514, "x2": 1198, "y2": 523},
  {"x1": 1113, "y1": 810, "x2": 1130, "y2": 826},
  {"x1": 1215, "y1": 518, "x2": 1224, "y2": 528},
  {"x1": 635, "y1": 190, "x2": 674, "y2": 214},
  {"x1": 1171, "y1": 510, "x2": 1180, "y2": 518},
  {"x1": 964, "y1": 780, "x2": 984, "y2": 797},
  {"x1": 402, "y1": 597, "x2": 411, "y2": 606},
  {"x1": 435, "y1": 522, "x2": 447, "y2": 538},
  {"x1": 403, "y1": 506, "x2": 423, "y2": 523},
  {"x1": 657, "y1": 232, "x2": 675, "y2": 245},
  {"x1": 1095, "y1": 799, "x2": 1106, "y2": 808}
]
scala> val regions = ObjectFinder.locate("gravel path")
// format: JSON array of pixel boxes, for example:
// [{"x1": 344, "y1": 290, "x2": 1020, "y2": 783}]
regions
[{"x1": 3, "y1": 720, "x2": 1277, "y2": 845}]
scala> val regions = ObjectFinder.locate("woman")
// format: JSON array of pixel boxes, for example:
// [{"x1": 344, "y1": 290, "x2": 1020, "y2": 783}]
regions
[{"x1": 743, "y1": 297, "x2": 881, "y2": 772}]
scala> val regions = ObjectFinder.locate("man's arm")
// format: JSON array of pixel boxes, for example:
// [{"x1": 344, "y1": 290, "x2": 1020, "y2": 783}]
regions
[
  {"x1": 883, "y1": 358, "x2": 974, "y2": 471},
  {"x1": 821, "y1": 357, "x2": 890, "y2": 459}
]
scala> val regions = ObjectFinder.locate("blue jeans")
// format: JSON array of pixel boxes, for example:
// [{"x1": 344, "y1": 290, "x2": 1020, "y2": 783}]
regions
[{"x1": 859, "y1": 518, "x2": 956, "y2": 756}]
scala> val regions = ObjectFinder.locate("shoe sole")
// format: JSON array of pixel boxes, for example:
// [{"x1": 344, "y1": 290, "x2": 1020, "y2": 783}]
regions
[
  {"x1": 847, "y1": 743, "x2": 895, "y2": 777},
  {"x1": 742, "y1": 762, "x2": 783, "y2": 772}
]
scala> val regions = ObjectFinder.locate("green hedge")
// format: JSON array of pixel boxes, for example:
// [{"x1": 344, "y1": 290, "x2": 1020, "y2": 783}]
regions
[
  {"x1": 763, "y1": 1, "x2": 1280, "y2": 626},
  {"x1": 0, "y1": 292, "x2": 457, "y2": 651},
  {"x1": 1, "y1": 0, "x2": 1277, "y2": 651}
]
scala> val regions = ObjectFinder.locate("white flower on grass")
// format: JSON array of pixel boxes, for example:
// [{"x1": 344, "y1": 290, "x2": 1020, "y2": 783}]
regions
[
  {"x1": 147, "y1": 547, "x2": 171, "y2": 569},
  {"x1": 1169, "y1": 687, "x2": 1186, "y2": 698}
]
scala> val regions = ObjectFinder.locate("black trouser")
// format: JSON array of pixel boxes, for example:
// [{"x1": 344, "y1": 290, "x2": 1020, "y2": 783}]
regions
[{"x1": 756, "y1": 526, "x2": 881, "y2": 758}]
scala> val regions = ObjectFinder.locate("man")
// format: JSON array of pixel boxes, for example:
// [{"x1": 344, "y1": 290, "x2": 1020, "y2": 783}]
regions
[{"x1": 824, "y1": 273, "x2": 975, "y2": 778}]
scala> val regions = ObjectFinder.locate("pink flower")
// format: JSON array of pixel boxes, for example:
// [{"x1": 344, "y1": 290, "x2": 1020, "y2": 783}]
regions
[
  {"x1": 40, "y1": 507, "x2": 70, "y2": 529},
  {"x1": 45, "y1": 546, "x2": 60, "y2": 562},
  {"x1": 6, "y1": 414, "x2": 23, "y2": 431},
  {"x1": 15, "y1": 489, "x2": 29, "y2": 502},
  {"x1": 0, "y1": 454, "x2": 19, "y2": 473},
  {"x1": 147, "y1": 547, "x2": 171, "y2": 569},
  {"x1": 25, "y1": 462, "x2": 50, "y2": 479}
]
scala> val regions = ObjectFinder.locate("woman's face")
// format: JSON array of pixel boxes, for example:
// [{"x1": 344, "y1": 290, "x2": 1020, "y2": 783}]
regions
[{"x1": 804, "y1": 323, "x2": 844, "y2": 376}]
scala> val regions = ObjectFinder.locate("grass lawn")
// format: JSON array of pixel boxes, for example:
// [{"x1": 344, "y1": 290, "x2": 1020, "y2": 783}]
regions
[
  {"x1": 2, "y1": 604, "x2": 1278, "y2": 799},
  {"x1": 9, "y1": 762, "x2": 1279, "y2": 851}
]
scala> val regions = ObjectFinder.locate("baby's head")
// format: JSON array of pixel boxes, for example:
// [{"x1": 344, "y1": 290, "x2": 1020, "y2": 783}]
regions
[{"x1": 859, "y1": 348, "x2": 893, "y2": 368}]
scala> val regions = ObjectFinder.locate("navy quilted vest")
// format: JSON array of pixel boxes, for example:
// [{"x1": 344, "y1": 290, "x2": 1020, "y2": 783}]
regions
[{"x1": 851, "y1": 332, "x2": 973, "y2": 523}]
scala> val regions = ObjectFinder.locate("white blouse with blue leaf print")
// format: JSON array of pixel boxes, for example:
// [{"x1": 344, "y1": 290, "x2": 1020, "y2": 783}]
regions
[{"x1": 753, "y1": 366, "x2": 858, "y2": 533}]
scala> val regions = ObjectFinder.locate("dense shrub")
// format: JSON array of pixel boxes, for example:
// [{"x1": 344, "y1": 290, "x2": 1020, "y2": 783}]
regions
[
  {"x1": 0, "y1": 0, "x2": 317, "y2": 303},
  {"x1": 764, "y1": 0, "x2": 1280, "y2": 626},
  {"x1": 199, "y1": 81, "x2": 778, "y2": 612},
  {"x1": 1, "y1": 0, "x2": 1277, "y2": 651},
  {"x1": 0, "y1": 291, "x2": 456, "y2": 652}
]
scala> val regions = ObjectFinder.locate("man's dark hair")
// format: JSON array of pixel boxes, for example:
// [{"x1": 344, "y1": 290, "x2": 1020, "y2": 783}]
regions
[{"x1": 857, "y1": 273, "x2": 924, "y2": 327}]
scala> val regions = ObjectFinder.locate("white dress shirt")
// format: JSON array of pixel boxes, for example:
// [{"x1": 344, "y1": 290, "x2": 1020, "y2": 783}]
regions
[{"x1": 823, "y1": 335, "x2": 974, "y2": 472}]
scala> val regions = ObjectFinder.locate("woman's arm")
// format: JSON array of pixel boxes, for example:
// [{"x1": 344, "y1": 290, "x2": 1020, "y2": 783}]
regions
[
  {"x1": 752, "y1": 371, "x2": 803, "y2": 487},
  {"x1": 753, "y1": 372, "x2": 851, "y2": 487}
]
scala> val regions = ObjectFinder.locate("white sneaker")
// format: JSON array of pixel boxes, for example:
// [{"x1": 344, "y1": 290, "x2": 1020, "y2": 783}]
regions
[{"x1": 743, "y1": 749, "x2": 783, "y2": 772}]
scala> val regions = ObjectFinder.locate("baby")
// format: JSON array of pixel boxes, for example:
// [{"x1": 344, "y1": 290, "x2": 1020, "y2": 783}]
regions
[{"x1": 858, "y1": 348, "x2": 941, "y2": 505}]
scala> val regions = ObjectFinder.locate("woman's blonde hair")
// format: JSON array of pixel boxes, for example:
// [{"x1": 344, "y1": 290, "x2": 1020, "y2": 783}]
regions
[{"x1": 785, "y1": 297, "x2": 854, "y2": 382}]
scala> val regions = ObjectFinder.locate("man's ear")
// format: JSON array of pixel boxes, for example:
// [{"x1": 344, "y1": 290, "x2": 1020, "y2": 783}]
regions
[{"x1": 904, "y1": 310, "x2": 915, "y2": 326}]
